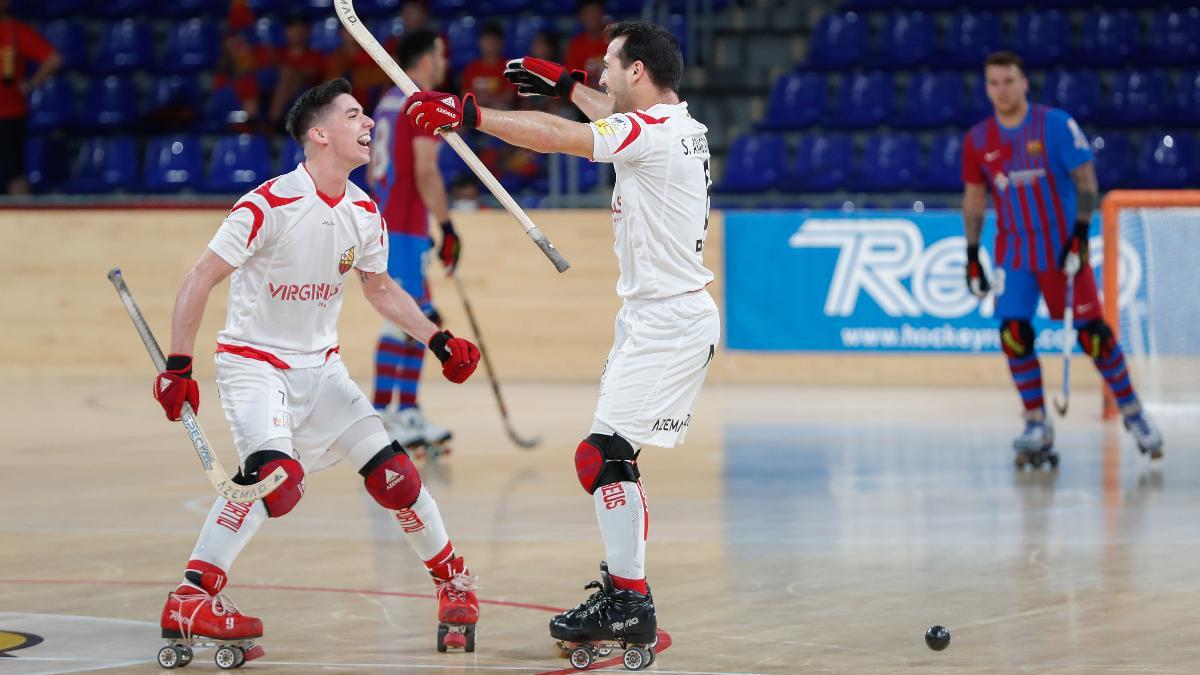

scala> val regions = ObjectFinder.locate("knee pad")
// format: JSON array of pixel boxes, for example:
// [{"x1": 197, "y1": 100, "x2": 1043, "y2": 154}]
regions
[
  {"x1": 575, "y1": 433, "x2": 641, "y2": 495},
  {"x1": 359, "y1": 441, "x2": 422, "y2": 509},
  {"x1": 240, "y1": 450, "x2": 305, "y2": 518},
  {"x1": 1000, "y1": 319, "x2": 1036, "y2": 359},
  {"x1": 1076, "y1": 319, "x2": 1115, "y2": 359}
]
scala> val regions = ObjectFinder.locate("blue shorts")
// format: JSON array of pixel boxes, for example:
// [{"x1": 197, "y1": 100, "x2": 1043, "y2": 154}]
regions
[
  {"x1": 386, "y1": 232, "x2": 433, "y2": 313},
  {"x1": 994, "y1": 264, "x2": 1102, "y2": 322}
]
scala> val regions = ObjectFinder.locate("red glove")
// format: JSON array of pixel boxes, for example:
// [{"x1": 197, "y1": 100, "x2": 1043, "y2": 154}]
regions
[
  {"x1": 438, "y1": 220, "x2": 461, "y2": 275},
  {"x1": 406, "y1": 91, "x2": 480, "y2": 134},
  {"x1": 428, "y1": 330, "x2": 480, "y2": 383},
  {"x1": 153, "y1": 354, "x2": 200, "y2": 421},
  {"x1": 503, "y1": 57, "x2": 587, "y2": 98}
]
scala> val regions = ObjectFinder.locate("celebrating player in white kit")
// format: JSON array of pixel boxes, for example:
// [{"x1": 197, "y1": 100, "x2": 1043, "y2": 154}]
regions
[
  {"x1": 406, "y1": 22, "x2": 718, "y2": 667},
  {"x1": 150, "y1": 79, "x2": 483, "y2": 665}
]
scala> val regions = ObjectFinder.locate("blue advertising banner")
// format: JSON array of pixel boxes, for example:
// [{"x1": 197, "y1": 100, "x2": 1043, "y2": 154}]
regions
[{"x1": 723, "y1": 210, "x2": 1140, "y2": 353}]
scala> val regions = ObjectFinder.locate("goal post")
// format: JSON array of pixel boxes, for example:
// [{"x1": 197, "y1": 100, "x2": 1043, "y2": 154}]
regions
[{"x1": 1100, "y1": 190, "x2": 1200, "y2": 418}]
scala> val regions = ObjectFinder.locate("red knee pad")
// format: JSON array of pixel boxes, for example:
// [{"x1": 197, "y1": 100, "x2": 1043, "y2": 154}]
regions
[
  {"x1": 259, "y1": 457, "x2": 305, "y2": 518},
  {"x1": 575, "y1": 434, "x2": 640, "y2": 494},
  {"x1": 1000, "y1": 319, "x2": 1035, "y2": 359},
  {"x1": 361, "y1": 444, "x2": 422, "y2": 510}
]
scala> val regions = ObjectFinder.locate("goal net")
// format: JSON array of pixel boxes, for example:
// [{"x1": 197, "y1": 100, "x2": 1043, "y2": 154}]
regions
[{"x1": 1101, "y1": 190, "x2": 1200, "y2": 418}]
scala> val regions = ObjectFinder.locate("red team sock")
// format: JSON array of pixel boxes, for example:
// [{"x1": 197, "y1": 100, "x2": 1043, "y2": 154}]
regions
[{"x1": 593, "y1": 480, "x2": 650, "y2": 594}]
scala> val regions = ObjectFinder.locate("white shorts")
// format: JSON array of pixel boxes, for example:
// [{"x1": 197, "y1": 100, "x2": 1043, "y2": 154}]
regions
[
  {"x1": 593, "y1": 290, "x2": 721, "y2": 448},
  {"x1": 215, "y1": 352, "x2": 378, "y2": 474}
]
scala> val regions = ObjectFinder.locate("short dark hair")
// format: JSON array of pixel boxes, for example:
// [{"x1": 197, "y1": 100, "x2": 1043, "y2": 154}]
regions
[
  {"x1": 985, "y1": 50, "x2": 1024, "y2": 75},
  {"x1": 285, "y1": 78, "x2": 352, "y2": 145},
  {"x1": 481, "y1": 21, "x2": 505, "y2": 40},
  {"x1": 604, "y1": 21, "x2": 684, "y2": 93},
  {"x1": 396, "y1": 29, "x2": 439, "y2": 69}
]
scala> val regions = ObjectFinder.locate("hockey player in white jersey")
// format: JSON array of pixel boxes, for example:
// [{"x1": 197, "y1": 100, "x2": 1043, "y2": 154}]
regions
[
  {"x1": 406, "y1": 22, "x2": 718, "y2": 668},
  {"x1": 150, "y1": 79, "x2": 482, "y2": 664}
]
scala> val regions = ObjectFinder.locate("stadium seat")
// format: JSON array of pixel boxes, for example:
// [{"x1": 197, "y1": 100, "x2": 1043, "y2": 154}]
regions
[
  {"x1": 853, "y1": 133, "x2": 917, "y2": 192},
  {"x1": 1011, "y1": 11, "x2": 1069, "y2": 67},
  {"x1": 1143, "y1": 8, "x2": 1200, "y2": 66},
  {"x1": 150, "y1": 75, "x2": 202, "y2": 111},
  {"x1": 715, "y1": 134, "x2": 787, "y2": 193},
  {"x1": 1089, "y1": 133, "x2": 1131, "y2": 191},
  {"x1": 942, "y1": 11, "x2": 1002, "y2": 68},
  {"x1": 24, "y1": 0, "x2": 86, "y2": 18},
  {"x1": 667, "y1": 14, "x2": 689, "y2": 60},
  {"x1": 784, "y1": 134, "x2": 851, "y2": 192},
  {"x1": 206, "y1": 135, "x2": 273, "y2": 193},
  {"x1": 1105, "y1": 70, "x2": 1169, "y2": 126},
  {"x1": 25, "y1": 136, "x2": 67, "y2": 192},
  {"x1": 534, "y1": 154, "x2": 592, "y2": 194},
  {"x1": 253, "y1": 17, "x2": 285, "y2": 49},
  {"x1": 430, "y1": 0, "x2": 469, "y2": 17},
  {"x1": 301, "y1": 0, "x2": 335, "y2": 18},
  {"x1": 1043, "y1": 70, "x2": 1101, "y2": 124},
  {"x1": 758, "y1": 72, "x2": 824, "y2": 131},
  {"x1": 1136, "y1": 133, "x2": 1195, "y2": 189},
  {"x1": 164, "y1": 0, "x2": 228, "y2": 16},
  {"x1": 477, "y1": 0, "x2": 529, "y2": 14},
  {"x1": 161, "y1": 19, "x2": 220, "y2": 72},
  {"x1": 279, "y1": 139, "x2": 306, "y2": 175},
  {"x1": 916, "y1": 132, "x2": 964, "y2": 192},
  {"x1": 895, "y1": 72, "x2": 960, "y2": 129},
  {"x1": 807, "y1": 12, "x2": 866, "y2": 70},
  {"x1": 1172, "y1": 71, "x2": 1200, "y2": 125},
  {"x1": 355, "y1": 0, "x2": 401, "y2": 18},
  {"x1": 447, "y1": 16, "x2": 481, "y2": 72},
  {"x1": 906, "y1": 0, "x2": 956, "y2": 9},
  {"x1": 825, "y1": 72, "x2": 892, "y2": 129},
  {"x1": 42, "y1": 20, "x2": 87, "y2": 71},
  {"x1": 245, "y1": 0, "x2": 284, "y2": 14},
  {"x1": 1074, "y1": 10, "x2": 1138, "y2": 67},
  {"x1": 143, "y1": 135, "x2": 205, "y2": 192},
  {"x1": 98, "y1": 0, "x2": 150, "y2": 17},
  {"x1": 840, "y1": 0, "x2": 890, "y2": 10},
  {"x1": 94, "y1": 19, "x2": 154, "y2": 74},
  {"x1": 508, "y1": 15, "x2": 547, "y2": 58},
  {"x1": 79, "y1": 76, "x2": 138, "y2": 130},
  {"x1": 66, "y1": 137, "x2": 139, "y2": 193},
  {"x1": 200, "y1": 86, "x2": 251, "y2": 133},
  {"x1": 871, "y1": 12, "x2": 934, "y2": 70},
  {"x1": 310, "y1": 17, "x2": 343, "y2": 53},
  {"x1": 28, "y1": 76, "x2": 76, "y2": 132},
  {"x1": 959, "y1": 73, "x2": 991, "y2": 125}
]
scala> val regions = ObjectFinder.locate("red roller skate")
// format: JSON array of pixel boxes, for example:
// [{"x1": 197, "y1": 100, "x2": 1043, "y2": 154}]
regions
[
  {"x1": 432, "y1": 557, "x2": 479, "y2": 653},
  {"x1": 156, "y1": 561, "x2": 264, "y2": 670}
]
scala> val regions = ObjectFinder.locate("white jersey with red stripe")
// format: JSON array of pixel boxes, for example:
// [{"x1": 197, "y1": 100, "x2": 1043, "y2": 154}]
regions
[
  {"x1": 207, "y1": 163, "x2": 388, "y2": 369},
  {"x1": 589, "y1": 101, "x2": 714, "y2": 301}
]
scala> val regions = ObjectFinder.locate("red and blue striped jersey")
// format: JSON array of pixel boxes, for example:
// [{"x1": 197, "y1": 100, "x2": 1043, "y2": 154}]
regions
[
  {"x1": 962, "y1": 104, "x2": 1093, "y2": 272},
  {"x1": 368, "y1": 86, "x2": 438, "y2": 237}
]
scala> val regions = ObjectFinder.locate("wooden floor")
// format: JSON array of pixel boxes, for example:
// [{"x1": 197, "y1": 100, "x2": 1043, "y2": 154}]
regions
[{"x1": 2, "y1": 377, "x2": 1198, "y2": 674}]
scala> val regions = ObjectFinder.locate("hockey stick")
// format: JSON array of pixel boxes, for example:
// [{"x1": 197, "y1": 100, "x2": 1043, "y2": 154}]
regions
[
  {"x1": 334, "y1": 0, "x2": 570, "y2": 274},
  {"x1": 1053, "y1": 272, "x2": 1075, "y2": 417},
  {"x1": 451, "y1": 274, "x2": 542, "y2": 449},
  {"x1": 107, "y1": 268, "x2": 288, "y2": 502}
]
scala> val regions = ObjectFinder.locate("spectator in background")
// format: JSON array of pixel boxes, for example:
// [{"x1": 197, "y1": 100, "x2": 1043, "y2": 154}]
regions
[
  {"x1": 565, "y1": 0, "x2": 607, "y2": 86},
  {"x1": 0, "y1": 0, "x2": 60, "y2": 195},
  {"x1": 326, "y1": 27, "x2": 390, "y2": 112},
  {"x1": 449, "y1": 175, "x2": 481, "y2": 212},
  {"x1": 400, "y1": 0, "x2": 451, "y2": 90},
  {"x1": 516, "y1": 30, "x2": 568, "y2": 114},
  {"x1": 460, "y1": 22, "x2": 514, "y2": 110},
  {"x1": 213, "y1": 31, "x2": 263, "y2": 130},
  {"x1": 268, "y1": 16, "x2": 325, "y2": 129}
]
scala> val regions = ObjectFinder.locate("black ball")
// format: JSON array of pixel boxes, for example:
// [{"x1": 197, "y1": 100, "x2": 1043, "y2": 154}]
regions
[{"x1": 925, "y1": 625, "x2": 950, "y2": 651}]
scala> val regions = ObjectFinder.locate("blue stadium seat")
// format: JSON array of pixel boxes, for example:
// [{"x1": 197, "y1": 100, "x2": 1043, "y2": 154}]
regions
[
  {"x1": 1105, "y1": 70, "x2": 1169, "y2": 126},
  {"x1": 447, "y1": 16, "x2": 481, "y2": 72},
  {"x1": 301, "y1": 0, "x2": 335, "y2": 18},
  {"x1": 279, "y1": 139, "x2": 306, "y2": 175},
  {"x1": 807, "y1": 12, "x2": 866, "y2": 70},
  {"x1": 161, "y1": 19, "x2": 220, "y2": 73},
  {"x1": 534, "y1": 154, "x2": 593, "y2": 194},
  {"x1": 667, "y1": 14, "x2": 689, "y2": 61},
  {"x1": 906, "y1": 0, "x2": 956, "y2": 9},
  {"x1": 371, "y1": 17, "x2": 406, "y2": 45},
  {"x1": 67, "y1": 137, "x2": 139, "y2": 193},
  {"x1": 784, "y1": 134, "x2": 851, "y2": 192},
  {"x1": 715, "y1": 134, "x2": 787, "y2": 193},
  {"x1": 1173, "y1": 71, "x2": 1200, "y2": 125},
  {"x1": 310, "y1": 17, "x2": 343, "y2": 53},
  {"x1": 355, "y1": 0, "x2": 401, "y2": 18},
  {"x1": 42, "y1": 20, "x2": 87, "y2": 71},
  {"x1": 99, "y1": 0, "x2": 151, "y2": 17},
  {"x1": 758, "y1": 72, "x2": 824, "y2": 131},
  {"x1": 853, "y1": 133, "x2": 917, "y2": 192},
  {"x1": 942, "y1": 11, "x2": 1002, "y2": 68},
  {"x1": 508, "y1": 16, "x2": 547, "y2": 58},
  {"x1": 1143, "y1": 8, "x2": 1200, "y2": 66},
  {"x1": 430, "y1": 0, "x2": 469, "y2": 17},
  {"x1": 1135, "y1": 133, "x2": 1195, "y2": 188},
  {"x1": 94, "y1": 19, "x2": 154, "y2": 74},
  {"x1": 164, "y1": 0, "x2": 228, "y2": 16},
  {"x1": 23, "y1": 0, "x2": 86, "y2": 18},
  {"x1": 25, "y1": 136, "x2": 66, "y2": 193},
  {"x1": 477, "y1": 0, "x2": 529, "y2": 14},
  {"x1": 1075, "y1": 10, "x2": 1137, "y2": 67},
  {"x1": 825, "y1": 72, "x2": 892, "y2": 129},
  {"x1": 150, "y1": 75, "x2": 202, "y2": 112},
  {"x1": 79, "y1": 76, "x2": 138, "y2": 130},
  {"x1": 896, "y1": 72, "x2": 959, "y2": 129},
  {"x1": 1012, "y1": 10, "x2": 1069, "y2": 67},
  {"x1": 206, "y1": 135, "x2": 273, "y2": 193},
  {"x1": 1043, "y1": 70, "x2": 1100, "y2": 124},
  {"x1": 1089, "y1": 133, "x2": 1131, "y2": 191},
  {"x1": 245, "y1": 0, "x2": 284, "y2": 13},
  {"x1": 871, "y1": 12, "x2": 934, "y2": 70},
  {"x1": 254, "y1": 17, "x2": 285, "y2": 49},
  {"x1": 959, "y1": 73, "x2": 991, "y2": 125},
  {"x1": 438, "y1": 139, "x2": 472, "y2": 189},
  {"x1": 143, "y1": 135, "x2": 205, "y2": 192},
  {"x1": 28, "y1": 76, "x2": 75, "y2": 132},
  {"x1": 917, "y1": 132, "x2": 964, "y2": 192},
  {"x1": 840, "y1": 0, "x2": 890, "y2": 9},
  {"x1": 201, "y1": 86, "x2": 251, "y2": 133}
]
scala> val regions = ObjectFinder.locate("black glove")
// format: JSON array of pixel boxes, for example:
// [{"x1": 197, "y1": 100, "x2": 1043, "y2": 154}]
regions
[
  {"x1": 437, "y1": 220, "x2": 461, "y2": 275},
  {"x1": 965, "y1": 244, "x2": 990, "y2": 298},
  {"x1": 1058, "y1": 219, "x2": 1090, "y2": 275}
]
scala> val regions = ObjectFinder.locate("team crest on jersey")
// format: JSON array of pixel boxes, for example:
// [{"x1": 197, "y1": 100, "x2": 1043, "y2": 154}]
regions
[
  {"x1": 1026, "y1": 139, "x2": 1043, "y2": 155},
  {"x1": 593, "y1": 120, "x2": 616, "y2": 136},
  {"x1": 338, "y1": 246, "x2": 356, "y2": 275}
]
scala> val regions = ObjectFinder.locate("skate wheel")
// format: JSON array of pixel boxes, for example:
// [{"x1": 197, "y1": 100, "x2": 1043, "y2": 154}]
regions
[
  {"x1": 214, "y1": 645, "x2": 243, "y2": 670},
  {"x1": 464, "y1": 624, "x2": 475, "y2": 653},
  {"x1": 623, "y1": 646, "x2": 651, "y2": 670},
  {"x1": 1048, "y1": 454, "x2": 1059, "y2": 469},
  {"x1": 646, "y1": 646, "x2": 656, "y2": 667},
  {"x1": 178, "y1": 646, "x2": 193, "y2": 667},
  {"x1": 437, "y1": 624, "x2": 449, "y2": 653},
  {"x1": 157, "y1": 645, "x2": 183, "y2": 669},
  {"x1": 569, "y1": 645, "x2": 594, "y2": 669},
  {"x1": 1029, "y1": 454, "x2": 1044, "y2": 469}
]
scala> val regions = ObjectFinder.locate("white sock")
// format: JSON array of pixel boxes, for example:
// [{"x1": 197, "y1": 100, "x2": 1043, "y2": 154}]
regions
[
  {"x1": 188, "y1": 498, "x2": 268, "y2": 573},
  {"x1": 593, "y1": 480, "x2": 648, "y2": 586},
  {"x1": 393, "y1": 486, "x2": 450, "y2": 562}
]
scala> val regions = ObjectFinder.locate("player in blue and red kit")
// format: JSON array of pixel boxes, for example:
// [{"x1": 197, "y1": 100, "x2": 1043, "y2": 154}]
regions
[
  {"x1": 961, "y1": 51, "x2": 1162, "y2": 462},
  {"x1": 368, "y1": 30, "x2": 462, "y2": 452}
]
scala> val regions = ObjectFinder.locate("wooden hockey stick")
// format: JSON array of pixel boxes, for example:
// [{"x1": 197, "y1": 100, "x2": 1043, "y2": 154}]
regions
[
  {"x1": 334, "y1": 0, "x2": 570, "y2": 273},
  {"x1": 107, "y1": 268, "x2": 287, "y2": 502},
  {"x1": 1053, "y1": 272, "x2": 1075, "y2": 417}
]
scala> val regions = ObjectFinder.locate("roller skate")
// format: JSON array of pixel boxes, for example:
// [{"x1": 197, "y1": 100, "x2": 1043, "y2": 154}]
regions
[
  {"x1": 1013, "y1": 410, "x2": 1058, "y2": 470},
  {"x1": 432, "y1": 556, "x2": 478, "y2": 652},
  {"x1": 1122, "y1": 403, "x2": 1164, "y2": 459},
  {"x1": 157, "y1": 575, "x2": 263, "y2": 670},
  {"x1": 421, "y1": 415, "x2": 453, "y2": 459},
  {"x1": 550, "y1": 562, "x2": 657, "y2": 671},
  {"x1": 385, "y1": 408, "x2": 452, "y2": 459}
]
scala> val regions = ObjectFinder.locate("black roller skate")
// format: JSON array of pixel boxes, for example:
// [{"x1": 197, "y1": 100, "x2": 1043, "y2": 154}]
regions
[
  {"x1": 1013, "y1": 411, "x2": 1058, "y2": 470},
  {"x1": 550, "y1": 562, "x2": 657, "y2": 671}
]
